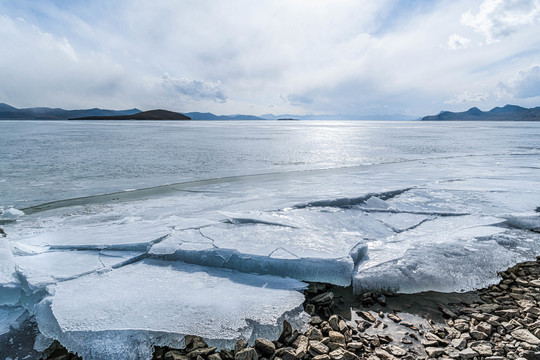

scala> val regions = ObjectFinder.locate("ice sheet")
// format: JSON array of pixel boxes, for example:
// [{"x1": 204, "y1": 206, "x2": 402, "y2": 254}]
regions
[
  {"x1": 0, "y1": 238, "x2": 21, "y2": 306},
  {"x1": 36, "y1": 259, "x2": 308, "y2": 360}
]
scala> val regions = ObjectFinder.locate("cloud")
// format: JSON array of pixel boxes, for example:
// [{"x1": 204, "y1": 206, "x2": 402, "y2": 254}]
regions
[
  {"x1": 447, "y1": 34, "x2": 472, "y2": 50},
  {"x1": 461, "y1": 0, "x2": 540, "y2": 43},
  {"x1": 499, "y1": 65, "x2": 540, "y2": 98},
  {"x1": 445, "y1": 91, "x2": 489, "y2": 104},
  {"x1": 161, "y1": 74, "x2": 227, "y2": 103},
  {"x1": 282, "y1": 94, "x2": 313, "y2": 107}
]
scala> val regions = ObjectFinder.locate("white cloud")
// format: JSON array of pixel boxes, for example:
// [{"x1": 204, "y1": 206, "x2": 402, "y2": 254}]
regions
[
  {"x1": 447, "y1": 34, "x2": 472, "y2": 50},
  {"x1": 1, "y1": 1, "x2": 540, "y2": 115},
  {"x1": 461, "y1": 0, "x2": 540, "y2": 43},
  {"x1": 445, "y1": 91, "x2": 489, "y2": 104},
  {"x1": 499, "y1": 65, "x2": 540, "y2": 98},
  {"x1": 161, "y1": 74, "x2": 227, "y2": 103}
]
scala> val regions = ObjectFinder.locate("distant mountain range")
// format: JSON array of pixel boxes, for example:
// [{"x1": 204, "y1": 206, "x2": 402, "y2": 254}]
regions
[
  {"x1": 0, "y1": 103, "x2": 141, "y2": 120},
  {"x1": 72, "y1": 109, "x2": 191, "y2": 120},
  {"x1": 422, "y1": 104, "x2": 540, "y2": 121},
  {"x1": 0, "y1": 103, "x2": 416, "y2": 121}
]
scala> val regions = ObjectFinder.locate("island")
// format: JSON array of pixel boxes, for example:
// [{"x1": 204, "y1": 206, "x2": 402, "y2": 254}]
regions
[
  {"x1": 70, "y1": 109, "x2": 191, "y2": 120},
  {"x1": 422, "y1": 104, "x2": 540, "y2": 121}
]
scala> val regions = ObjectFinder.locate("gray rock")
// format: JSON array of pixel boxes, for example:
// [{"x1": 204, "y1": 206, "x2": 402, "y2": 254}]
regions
[
  {"x1": 511, "y1": 329, "x2": 540, "y2": 345},
  {"x1": 185, "y1": 335, "x2": 209, "y2": 352},
  {"x1": 458, "y1": 348, "x2": 478, "y2": 359},
  {"x1": 385, "y1": 345, "x2": 407, "y2": 357},
  {"x1": 313, "y1": 355, "x2": 331, "y2": 360},
  {"x1": 165, "y1": 350, "x2": 189, "y2": 360},
  {"x1": 328, "y1": 315, "x2": 340, "y2": 331},
  {"x1": 309, "y1": 340, "x2": 330, "y2": 355},
  {"x1": 387, "y1": 313, "x2": 402, "y2": 323},
  {"x1": 254, "y1": 338, "x2": 275, "y2": 356},
  {"x1": 279, "y1": 320, "x2": 293, "y2": 343},
  {"x1": 328, "y1": 331, "x2": 346, "y2": 345},
  {"x1": 188, "y1": 347, "x2": 217, "y2": 358},
  {"x1": 235, "y1": 340, "x2": 248, "y2": 354},
  {"x1": 356, "y1": 311, "x2": 376, "y2": 323},
  {"x1": 312, "y1": 292, "x2": 334, "y2": 305},
  {"x1": 470, "y1": 330, "x2": 488, "y2": 340},
  {"x1": 473, "y1": 344, "x2": 492, "y2": 357},
  {"x1": 374, "y1": 348, "x2": 397, "y2": 360},
  {"x1": 425, "y1": 347, "x2": 444, "y2": 357},
  {"x1": 328, "y1": 348, "x2": 359, "y2": 360},
  {"x1": 208, "y1": 354, "x2": 222, "y2": 360},
  {"x1": 307, "y1": 327, "x2": 324, "y2": 341},
  {"x1": 450, "y1": 338, "x2": 467, "y2": 350},
  {"x1": 235, "y1": 348, "x2": 258, "y2": 360}
]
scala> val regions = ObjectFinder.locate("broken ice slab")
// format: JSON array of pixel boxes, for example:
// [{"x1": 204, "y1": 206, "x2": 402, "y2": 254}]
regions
[
  {"x1": 36, "y1": 259, "x2": 308, "y2": 360},
  {"x1": 353, "y1": 215, "x2": 510, "y2": 294},
  {"x1": 0, "y1": 306, "x2": 25, "y2": 335},
  {"x1": 0, "y1": 238, "x2": 21, "y2": 306},
  {"x1": 502, "y1": 213, "x2": 540, "y2": 232},
  {"x1": 11, "y1": 221, "x2": 169, "y2": 253},
  {"x1": 14, "y1": 250, "x2": 145, "y2": 291},
  {"x1": 150, "y1": 222, "x2": 370, "y2": 286}
]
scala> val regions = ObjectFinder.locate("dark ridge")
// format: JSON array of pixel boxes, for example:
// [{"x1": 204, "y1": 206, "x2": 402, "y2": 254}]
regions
[
  {"x1": 70, "y1": 109, "x2": 191, "y2": 120},
  {"x1": 422, "y1": 104, "x2": 540, "y2": 121}
]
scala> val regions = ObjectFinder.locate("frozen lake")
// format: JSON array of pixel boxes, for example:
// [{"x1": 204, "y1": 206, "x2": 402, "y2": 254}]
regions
[{"x1": 1, "y1": 120, "x2": 540, "y2": 359}]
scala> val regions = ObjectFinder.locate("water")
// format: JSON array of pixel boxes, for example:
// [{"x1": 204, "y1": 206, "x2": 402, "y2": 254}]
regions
[
  {"x1": 2, "y1": 120, "x2": 536, "y2": 208},
  {"x1": 1, "y1": 120, "x2": 540, "y2": 359}
]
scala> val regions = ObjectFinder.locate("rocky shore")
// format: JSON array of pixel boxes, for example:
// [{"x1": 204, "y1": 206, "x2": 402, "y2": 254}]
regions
[{"x1": 43, "y1": 257, "x2": 540, "y2": 360}]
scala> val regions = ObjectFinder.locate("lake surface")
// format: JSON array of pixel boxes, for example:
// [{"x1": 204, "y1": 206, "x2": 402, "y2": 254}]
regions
[{"x1": 1, "y1": 120, "x2": 540, "y2": 359}]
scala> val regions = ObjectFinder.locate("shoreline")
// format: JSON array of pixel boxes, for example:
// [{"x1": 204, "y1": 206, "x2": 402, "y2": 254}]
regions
[{"x1": 40, "y1": 257, "x2": 540, "y2": 360}]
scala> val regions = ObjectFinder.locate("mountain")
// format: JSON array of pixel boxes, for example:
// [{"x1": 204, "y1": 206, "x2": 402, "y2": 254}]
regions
[
  {"x1": 422, "y1": 104, "x2": 540, "y2": 121},
  {"x1": 260, "y1": 113, "x2": 418, "y2": 120},
  {"x1": 185, "y1": 112, "x2": 264, "y2": 120},
  {"x1": 0, "y1": 103, "x2": 141, "y2": 120},
  {"x1": 71, "y1": 109, "x2": 191, "y2": 120}
]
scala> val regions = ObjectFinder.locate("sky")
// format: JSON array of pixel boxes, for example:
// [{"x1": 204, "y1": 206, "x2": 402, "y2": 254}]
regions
[{"x1": 1, "y1": 0, "x2": 540, "y2": 117}]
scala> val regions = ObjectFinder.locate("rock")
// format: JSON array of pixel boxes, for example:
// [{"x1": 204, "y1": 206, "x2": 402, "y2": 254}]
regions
[
  {"x1": 311, "y1": 316, "x2": 324, "y2": 325},
  {"x1": 313, "y1": 355, "x2": 331, "y2": 360},
  {"x1": 530, "y1": 280, "x2": 540, "y2": 288},
  {"x1": 476, "y1": 321, "x2": 492, "y2": 335},
  {"x1": 312, "y1": 292, "x2": 334, "y2": 305},
  {"x1": 453, "y1": 322, "x2": 469, "y2": 332},
  {"x1": 279, "y1": 320, "x2": 293, "y2": 343},
  {"x1": 328, "y1": 315, "x2": 340, "y2": 331},
  {"x1": 254, "y1": 338, "x2": 275, "y2": 356},
  {"x1": 470, "y1": 330, "x2": 488, "y2": 340},
  {"x1": 0, "y1": 228, "x2": 6, "y2": 237},
  {"x1": 451, "y1": 338, "x2": 467, "y2": 350},
  {"x1": 374, "y1": 348, "x2": 397, "y2": 360},
  {"x1": 328, "y1": 331, "x2": 346, "y2": 345},
  {"x1": 220, "y1": 349, "x2": 235, "y2": 360},
  {"x1": 188, "y1": 347, "x2": 217, "y2": 358},
  {"x1": 235, "y1": 340, "x2": 248, "y2": 354},
  {"x1": 307, "y1": 327, "x2": 324, "y2": 340},
  {"x1": 385, "y1": 345, "x2": 407, "y2": 357},
  {"x1": 274, "y1": 348, "x2": 296, "y2": 360},
  {"x1": 208, "y1": 354, "x2": 222, "y2": 360},
  {"x1": 328, "y1": 348, "x2": 359, "y2": 360},
  {"x1": 458, "y1": 348, "x2": 478, "y2": 359},
  {"x1": 470, "y1": 343, "x2": 492, "y2": 357},
  {"x1": 294, "y1": 335, "x2": 309, "y2": 358},
  {"x1": 387, "y1": 313, "x2": 402, "y2": 323},
  {"x1": 185, "y1": 335, "x2": 208, "y2": 352},
  {"x1": 357, "y1": 311, "x2": 376, "y2": 323},
  {"x1": 338, "y1": 320, "x2": 348, "y2": 333},
  {"x1": 235, "y1": 348, "x2": 258, "y2": 360},
  {"x1": 166, "y1": 351, "x2": 189, "y2": 360},
  {"x1": 425, "y1": 347, "x2": 444, "y2": 357},
  {"x1": 305, "y1": 303, "x2": 316, "y2": 315},
  {"x1": 511, "y1": 329, "x2": 540, "y2": 345},
  {"x1": 309, "y1": 341, "x2": 330, "y2": 355}
]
